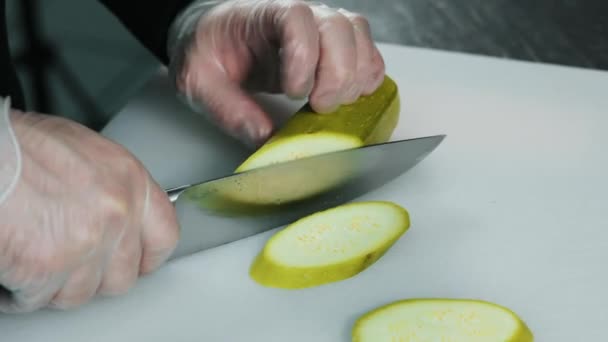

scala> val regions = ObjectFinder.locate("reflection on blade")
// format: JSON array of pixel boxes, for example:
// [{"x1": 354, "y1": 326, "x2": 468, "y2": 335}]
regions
[
  {"x1": 170, "y1": 134, "x2": 445, "y2": 259},
  {"x1": 182, "y1": 144, "x2": 366, "y2": 215}
]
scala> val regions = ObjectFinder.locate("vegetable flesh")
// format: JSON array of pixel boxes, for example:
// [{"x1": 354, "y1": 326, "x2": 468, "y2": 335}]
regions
[
  {"x1": 235, "y1": 74, "x2": 400, "y2": 172},
  {"x1": 352, "y1": 298, "x2": 534, "y2": 342},
  {"x1": 250, "y1": 201, "x2": 410, "y2": 289},
  {"x1": 222, "y1": 75, "x2": 400, "y2": 206},
  {"x1": 208, "y1": 153, "x2": 359, "y2": 207}
]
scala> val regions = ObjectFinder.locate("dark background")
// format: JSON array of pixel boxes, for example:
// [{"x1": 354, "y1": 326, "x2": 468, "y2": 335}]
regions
[{"x1": 6, "y1": 0, "x2": 608, "y2": 129}]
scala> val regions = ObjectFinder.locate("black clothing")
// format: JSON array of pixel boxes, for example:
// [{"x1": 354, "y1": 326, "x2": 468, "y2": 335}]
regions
[
  {"x1": 0, "y1": 1, "x2": 24, "y2": 110},
  {"x1": 0, "y1": 0, "x2": 193, "y2": 111}
]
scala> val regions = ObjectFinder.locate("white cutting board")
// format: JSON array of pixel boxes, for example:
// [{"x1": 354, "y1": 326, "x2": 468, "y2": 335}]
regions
[{"x1": 1, "y1": 43, "x2": 607, "y2": 341}]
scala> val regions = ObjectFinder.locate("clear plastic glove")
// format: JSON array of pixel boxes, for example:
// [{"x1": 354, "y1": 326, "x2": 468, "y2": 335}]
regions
[
  {"x1": 0, "y1": 98, "x2": 179, "y2": 313},
  {"x1": 0, "y1": 97, "x2": 20, "y2": 205},
  {"x1": 168, "y1": 0, "x2": 386, "y2": 147}
]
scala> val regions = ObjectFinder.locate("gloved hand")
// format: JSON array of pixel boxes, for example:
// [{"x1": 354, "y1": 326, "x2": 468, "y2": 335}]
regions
[
  {"x1": 0, "y1": 97, "x2": 179, "y2": 313},
  {"x1": 0, "y1": 97, "x2": 19, "y2": 205},
  {"x1": 167, "y1": 0, "x2": 386, "y2": 147}
]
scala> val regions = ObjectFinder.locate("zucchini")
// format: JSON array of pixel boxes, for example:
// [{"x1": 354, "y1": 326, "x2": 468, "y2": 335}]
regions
[
  {"x1": 352, "y1": 298, "x2": 534, "y2": 342},
  {"x1": 236, "y1": 75, "x2": 400, "y2": 172},
  {"x1": 250, "y1": 201, "x2": 410, "y2": 289},
  {"x1": 215, "y1": 75, "x2": 400, "y2": 206}
]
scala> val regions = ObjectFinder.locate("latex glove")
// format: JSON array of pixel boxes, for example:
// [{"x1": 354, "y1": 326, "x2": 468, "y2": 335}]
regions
[
  {"x1": 167, "y1": 0, "x2": 386, "y2": 147},
  {"x1": 0, "y1": 97, "x2": 179, "y2": 313}
]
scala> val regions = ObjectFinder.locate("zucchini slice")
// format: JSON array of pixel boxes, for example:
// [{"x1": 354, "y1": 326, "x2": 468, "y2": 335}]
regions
[
  {"x1": 352, "y1": 298, "x2": 534, "y2": 342},
  {"x1": 250, "y1": 201, "x2": 410, "y2": 289}
]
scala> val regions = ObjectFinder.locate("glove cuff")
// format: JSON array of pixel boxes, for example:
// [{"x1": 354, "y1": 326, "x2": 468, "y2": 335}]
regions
[
  {"x1": 0, "y1": 96, "x2": 22, "y2": 206},
  {"x1": 166, "y1": 1, "x2": 222, "y2": 89}
]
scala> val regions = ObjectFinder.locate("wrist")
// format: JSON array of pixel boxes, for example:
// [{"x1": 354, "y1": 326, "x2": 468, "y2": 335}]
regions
[{"x1": 167, "y1": 1, "x2": 223, "y2": 85}]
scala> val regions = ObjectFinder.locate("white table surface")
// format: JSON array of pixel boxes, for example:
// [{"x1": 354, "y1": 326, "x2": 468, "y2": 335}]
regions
[{"x1": 1, "y1": 42, "x2": 607, "y2": 341}]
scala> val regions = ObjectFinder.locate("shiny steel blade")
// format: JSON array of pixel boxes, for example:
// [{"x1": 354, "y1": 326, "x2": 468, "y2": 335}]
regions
[{"x1": 168, "y1": 134, "x2": 446, "y2": 259}]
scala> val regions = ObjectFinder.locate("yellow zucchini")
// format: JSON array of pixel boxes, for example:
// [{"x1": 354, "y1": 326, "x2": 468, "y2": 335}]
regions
[
  {"x1": 352, "y1": 298, "x2": 534, "y2": 342},
  {"x1": 250, "y1": 201, "x2": 410, "y2": 289},
  {"x1": 236, "y1": 75, "x2": 400, "y2": 172},
  {"x1": 215, "y1": 75, "x2": 400, "y2": 206}
]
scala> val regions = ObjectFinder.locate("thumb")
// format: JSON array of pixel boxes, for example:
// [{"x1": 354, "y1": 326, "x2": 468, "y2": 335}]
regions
[{"x1": 180, "y1": 68, "x2": 274, "y2": 148}]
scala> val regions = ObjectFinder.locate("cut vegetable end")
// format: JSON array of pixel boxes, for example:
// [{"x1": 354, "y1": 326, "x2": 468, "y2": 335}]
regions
[
  {"x1": 235, "y1": 75, "x2": 400, "y2": 174},
  {"x1": 228, "y1": 75, "x2": 400, "y2": 206},
  {"x1": 235, "y1": 133, "x2": 362, "y2": 172},
  {"x1": 352, "y1": 298, "x2": 534, "y2": 342},
  {"x1": 250, "y1": 201, "x2": 410, "y2": 289},
  {"x1": 216, "y1": 155, "x2": 359, "y2": 206}
]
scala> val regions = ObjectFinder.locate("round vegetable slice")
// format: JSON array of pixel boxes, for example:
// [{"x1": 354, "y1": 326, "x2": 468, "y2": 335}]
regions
[
  {"x1": 250, "y1": 201, "x2": 410, "y2": 289},
  {"x1": 206, "y1": 152, "x2": 359, "y2": 208},
  {"x1": 352, "y1": 298, "x2": 534, "y2": 342}
]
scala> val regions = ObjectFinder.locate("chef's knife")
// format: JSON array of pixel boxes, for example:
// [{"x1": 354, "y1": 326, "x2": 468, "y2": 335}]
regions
[{"x1": 166, "y1": 134, "x2": 445, "y2": 259}]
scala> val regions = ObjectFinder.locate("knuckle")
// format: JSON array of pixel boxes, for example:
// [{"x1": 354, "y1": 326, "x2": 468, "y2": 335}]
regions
[
  {"x1": 72, "y1": 220, "x2": 108, "y2": 254},
  {"x1": 165, "y1": 223, "x2": 180, "y2": 253},
  {"x1": 284, "y1": 67, "x2": 314, "y2": 97},
  {"x1": 93, "y1": 189, "x2": 132, "y2": 244},
  {"x1": 101, "y1": 185, "x2": 131, "y2": 221},
  {"x1": 121, "y1": 153, "x2": 147, "y2": 180},
  {"x1": 105, "y1": 142, "x2": 147, "y2": 179},
  {"x1": 374, "y1": 49, "x2": 386, "y2": 71},
  {"x1": 343, "y1": 84, "x2": 361, "y2": 103},
  {"x1": 51, "y1": 293, "x2": 90, "y2": 310},
  {"x1": 139, "y1": 190, "x2": 180, "y2": 274},
  {"x1": 102, "y1": 272, "x2": 137, "y2": 296},
  {"x1": 162, "y1": 211, "x2": 180, "y2": 247},
  {"x1": 334, "y1": 66, "x2": 356, "y2": 90},
  {"x1": 289, "y1": 40, "x2": 317, "y2": 67},
  {"x1": 142, "y1": 235, "x2": 178, "y2": 274},
  {"x1": 367, "y1": 49, "x2": 385, "y2": 79},
  {"x1": 328, "y1": 13, "x2": 352, "y2": 30},
  {"x1": 151, "y1": 218, "x2": 180, "y2": 256},
  {"x1": 101, "y1": 205, "x2": 129, "y2": 238},
  {"x1": 140, "y1": 252, "x2": 168, "y2": 275},
  {"x1": 34, "y1": 246, "x2": 70, "y2": 274},
  {"x1": 115, "y1": 239, "x2": 143, "y2": 268},
  {"x1": 318, "y1": 11, "x2": 350, "y2": 33},
  {"x1": 351, "y1": 14, "x2": 370, "y2": 30},
  {"x1": 10, "y1": 241, "x2": 71, "y2": 277},
  {"x1": 284, "y1": 1, "x2": 314, "y2": 19},
  {"x1": 372, "y1": 59, "x2": 386, "y2": 83}
]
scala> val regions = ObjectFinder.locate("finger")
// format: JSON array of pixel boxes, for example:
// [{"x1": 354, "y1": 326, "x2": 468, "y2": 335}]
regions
[
  {"x1": 49, "y1": 261, "x2": 103, "y2": 309},
  {"x1": 308, "y1": 6, "x2": 358, "y2": 113},
  {"x1": 139, "y1": 177, "x2": 180, "y2": 275},
  {"x1": 364, "y1": 47, "x2": 386, "y2": 95},
  {"x1": 96, "y1": 209, "x2": 142, "y2": 296},
  {"x1": 274, "y1": 1, "x2": 319, "y2": 98},
  {"x1": 337, "y1": 9, "x2": 383, "y2": 98},
  {"x1": 0, "y1": 277, "x2": 64, "y2": 313},
  {"x1": 183, "y1": 64, "x2": 274, "y2": 147},
  {"x1": 0, "y1": 255, "x2": 68, "y2": 313}
]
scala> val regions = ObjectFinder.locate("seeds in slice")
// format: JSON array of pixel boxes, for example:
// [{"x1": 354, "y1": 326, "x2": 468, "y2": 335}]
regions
[{"x1": 250, "y1": 201, "x2": 410, "y2": 289}]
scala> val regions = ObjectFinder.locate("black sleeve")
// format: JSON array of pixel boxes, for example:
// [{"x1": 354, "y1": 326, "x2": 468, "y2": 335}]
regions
[{"x1": 98, "y1": 0, "x2": 195, "y2": 65}]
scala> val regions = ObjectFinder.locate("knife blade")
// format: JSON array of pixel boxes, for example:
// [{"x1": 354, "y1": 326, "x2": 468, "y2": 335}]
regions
[{"x1": 166, "y1": 134, "x2": 445, "y2": 259}]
